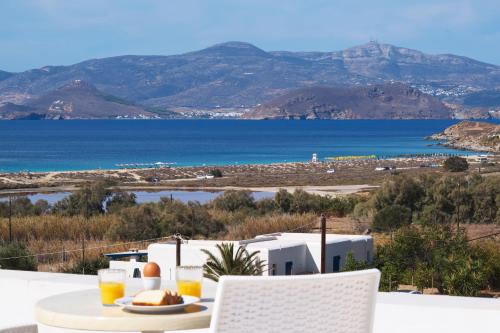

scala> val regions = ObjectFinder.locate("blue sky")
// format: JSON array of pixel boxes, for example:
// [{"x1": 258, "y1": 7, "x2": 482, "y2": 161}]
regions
[{"x1": 1, "y1": 0, "x2": 499, "y2": 72}]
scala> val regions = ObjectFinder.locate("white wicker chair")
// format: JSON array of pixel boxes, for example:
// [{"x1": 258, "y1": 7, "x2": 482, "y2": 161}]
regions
[{"x1": 209, "y1": 269, "x2": 380, "y2": 333}]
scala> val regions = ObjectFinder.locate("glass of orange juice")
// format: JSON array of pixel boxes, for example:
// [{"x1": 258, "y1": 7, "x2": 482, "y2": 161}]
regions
[
  {"x1": 176, "y1": 266, "x2": 203, "y2": 298},
  {"x1": 98, "y1": 269, "x2": 126, "y2": 306}
]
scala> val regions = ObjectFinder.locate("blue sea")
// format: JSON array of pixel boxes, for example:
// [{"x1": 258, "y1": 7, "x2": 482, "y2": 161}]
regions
[{"x1": 0, "y1": 120, "x2": 498, "y2": 173}]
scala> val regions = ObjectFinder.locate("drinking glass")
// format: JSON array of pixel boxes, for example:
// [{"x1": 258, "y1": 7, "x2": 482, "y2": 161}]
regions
[
  {"x1": 176, "y1": 266, "x2": 203, "y2": 298},
  {"x1": 98, "y1": 269, "x2": 126, "y2": 305}
]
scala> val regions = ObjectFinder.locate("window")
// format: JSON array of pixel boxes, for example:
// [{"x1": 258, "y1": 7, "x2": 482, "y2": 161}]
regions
[
  {"x1": 333, "y1": 256, "x2": 341, "y2": 272},
  {"x1": 285, "y1": 261, "x2": 293, "y2": 275},
  {"x1": 271, "y1": 264, "x2": 276, "y2": 276}
]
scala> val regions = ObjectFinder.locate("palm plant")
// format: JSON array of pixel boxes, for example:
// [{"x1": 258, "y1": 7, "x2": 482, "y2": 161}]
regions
[{"x1": 201, "y1": 243, "x2": 265, "y2": 282}]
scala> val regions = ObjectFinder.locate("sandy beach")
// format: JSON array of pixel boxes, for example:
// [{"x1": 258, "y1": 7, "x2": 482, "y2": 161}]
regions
[{"x1": 2, "y1": 155, "x2": 497, "y2": 197}]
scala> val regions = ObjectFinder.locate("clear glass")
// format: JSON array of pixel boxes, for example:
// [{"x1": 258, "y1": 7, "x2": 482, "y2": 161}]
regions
[
  {"x1": 98, "y1": 269, "x2": 126, "y2": 305},
  {"x1": 176, "y1": 266, "x2": 203, "y2": 298}
]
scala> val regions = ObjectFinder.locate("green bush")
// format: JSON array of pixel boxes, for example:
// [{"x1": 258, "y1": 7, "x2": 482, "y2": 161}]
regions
[
  {"x1": 275, "y1": 189, "x2": 293, "y2": 213},
  {"x1": 373, "y1": 205, "x2": 412, "y2": 232},
  {"x1": 107, "y1": 204, "x2": 162, "y2": 241},
  {"x1": 160, "y1": 200, "x2": 225, "y2": 237},
  {"x1": 209, "y1": 169, "x2": 223, "y2": 178},
  {"x1": 0, "y1": 197, "x2": 49, "y2": 217},
  {"x1": 443, "y1": 156, "x2": 469, "y2": 172},
  {"x1": 63, "y1": 256, "x2": 109, "y2": 275},
  {"x1": 212, "y1": 191, "x2": 255, "y2": 212},
  {"x1": 0, "y1": 242, "x2": 37, "y2": 271},
  {"x1": 106, "y1": 191, "x2": 137, "y2": 213},
  {"x1": 52, "y1": 182, "x2": 111, "y2": 217},
  {"x1": 342, "y1": 252, "x2": 369, "y2": 272}
]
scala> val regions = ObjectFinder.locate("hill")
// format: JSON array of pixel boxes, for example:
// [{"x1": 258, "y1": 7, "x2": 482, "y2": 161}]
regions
[
  {"x1": 0, "y1": 70, "x2": 12, "y2": 81},
  {"x1": 245, "y1": 83, "x2": 452, "y2": 119},
  {"x1": 0, "y1": 41, "x2": 499, "y2": 110},
  {"x1": 0, "y1": 80, "x2": 161, "y2": 119},
  {"x1": 429, "y1": 121, "x2": 500, "y2": 152}
]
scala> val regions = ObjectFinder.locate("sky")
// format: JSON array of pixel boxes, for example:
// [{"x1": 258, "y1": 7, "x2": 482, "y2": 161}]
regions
[{"x1": 1, "y1": 0, "x2": 499, "y2": 72}]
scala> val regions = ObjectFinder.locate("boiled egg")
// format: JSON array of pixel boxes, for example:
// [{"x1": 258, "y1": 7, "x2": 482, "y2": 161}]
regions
[{"x1": 143, "y1": 262, "x2": 161, "y2": 277}]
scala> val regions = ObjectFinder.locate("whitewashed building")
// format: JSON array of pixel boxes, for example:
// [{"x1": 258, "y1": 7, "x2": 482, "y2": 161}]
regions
[{"x1": 145, "y1": 233, "x2": 373, "y2": 280}]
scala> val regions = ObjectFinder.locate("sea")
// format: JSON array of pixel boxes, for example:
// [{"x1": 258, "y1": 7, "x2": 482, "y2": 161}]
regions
[{"x1": 0, "y1": 119, "x2": 498, "y2": 173}]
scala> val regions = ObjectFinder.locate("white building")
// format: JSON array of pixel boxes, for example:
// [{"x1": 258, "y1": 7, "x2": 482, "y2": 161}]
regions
[{"x1": 145, "y1": 233, "x2": 373, "y2": 280}]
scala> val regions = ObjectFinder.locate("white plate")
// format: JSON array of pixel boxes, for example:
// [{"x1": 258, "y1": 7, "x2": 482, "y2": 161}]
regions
[{"x1": 114, "y1": 295, "x2": 200, "y2": 313}]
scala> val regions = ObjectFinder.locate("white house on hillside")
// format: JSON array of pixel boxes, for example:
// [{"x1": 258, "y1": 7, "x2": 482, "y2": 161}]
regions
[{"x1": 144, "y1": 233, "x2": 373, "y2": 280}]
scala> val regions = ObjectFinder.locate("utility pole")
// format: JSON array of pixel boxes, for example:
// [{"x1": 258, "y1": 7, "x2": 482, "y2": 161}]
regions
[
  {"x1": 8, "y1": 196, "x2": 12, "y2": 243},
  {"x1": 175, "y1": 235, "x2": 182, "y2": 266},
  {"x1": 456, "y1": 182, "x2": 461, "y2": 231},
  {"x1": 82, "y1": 237, "x2": 85, "y2": 275},
  {"x1": 320, "y1": 214, "x2": 326, "y2": 274}
]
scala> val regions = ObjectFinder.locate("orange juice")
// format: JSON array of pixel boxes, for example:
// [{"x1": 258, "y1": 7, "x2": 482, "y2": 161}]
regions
[
  {"x1": 177, "y1": 280, "x2": 202, "y2": 297},
  {"x1": 99, "y1": 282, "x2": 125, "y2": 305}
]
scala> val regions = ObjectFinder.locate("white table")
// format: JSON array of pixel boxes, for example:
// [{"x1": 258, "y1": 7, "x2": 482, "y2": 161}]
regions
[{"x1": 35, "y1": 287, "x2": 213, "y2": 333}]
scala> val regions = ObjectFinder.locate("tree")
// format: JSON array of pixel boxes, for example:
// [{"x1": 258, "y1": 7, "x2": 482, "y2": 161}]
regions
[
  {"x1": 209, "y1": 169, "x2": 223, "y2": 178},
  {"x1": 212, "y1": 190, "x2": 255, "y2": 212},
  {"x1": 107, "y1": 205, "x2": 162, "y2": 241},
  {"x1": 373, "y1": 205, "x2": 412, "y2": 232},
  {"x1": 201, "y1": 243, "x2": 265, "y2": 282},
  {"x1": 275, "y1": 189, "x2": 293, "y2": 213},
  {"x1": 443, "y1": 156, "x2": 468, "y2": 172},
  {"x1": 0, "y1": 242, "x2": 37, "y2": 271},
  {"x1": 342, "y1": 252, "x2": 369, "y2": 272},
  {"x1": 159, "y1": 200, "x2": 225, "y2": 238},
  {"x1": 106, "y1": 191, "x2": 137, "y2": 213},
  {"x1": 53, "y1": 182, "x2": 111, "y2": 217}
]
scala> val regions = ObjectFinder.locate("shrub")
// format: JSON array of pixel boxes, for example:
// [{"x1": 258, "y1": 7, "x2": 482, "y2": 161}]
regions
[
  {"x1": 63, "y1": 256, "x2": 109, "y2": 275},
  {"x1": 443, "y1": 156, "x2": 468, "y2": 172},
  {"x1": 106, "y1": 191, "x2": 137, "y2": 213},
  {"x1": 227, "y1": 213, "x2": 317, "y2": 239},
  {"x1": 161, "y1": 200, "x2": 225, "y2": 237},
  {"x1": 342, "y1": 252, "x2": 369, "y2": 272},
  {"x1": 255, "y1": 198, "x2": 279, "y2": 215},
  {"x1": 275, "y1": 189, "x2": 293, "y2": 213},
  {"x1": 107, "y1": 204, "x2": 162, "y2": 241},
  {"x1": 0, "y1": 241, "x2": 37, "y2": 271},
  {"x1": 373, "y1": 205, "x2": 412, "y2": 232},
  {"x1": 209, "y1": 169, "x2": 223, "y2": 178},
  {"x1": 52, "y1": 182, "x2": 111, "y2": 217},
  {"x1": 0, "y1": 197, "x2": 49, "y2": 217},
  {"x1": 212, "y1": 191, "x2": 255, "y2": 212}
]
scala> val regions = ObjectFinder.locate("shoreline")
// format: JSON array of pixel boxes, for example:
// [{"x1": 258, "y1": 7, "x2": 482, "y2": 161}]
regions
[{"x1": 3, "y1": 155, "x2": 496, "y2": 197}]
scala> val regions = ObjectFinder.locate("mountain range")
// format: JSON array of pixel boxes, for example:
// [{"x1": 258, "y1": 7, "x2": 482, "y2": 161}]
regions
[{"x1": 0, "y1": 41, "x2": 499, "y2": 119}]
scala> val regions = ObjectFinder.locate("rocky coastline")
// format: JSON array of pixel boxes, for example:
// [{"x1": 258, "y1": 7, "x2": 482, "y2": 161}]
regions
[{"x1": 429, "y1": 121, "x2": 500, "y2": 153}]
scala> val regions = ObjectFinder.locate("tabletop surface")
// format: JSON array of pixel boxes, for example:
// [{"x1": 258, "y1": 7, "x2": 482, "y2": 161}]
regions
[{"x1": 35, "y1": 286, "x2": 214, "y2": 332}]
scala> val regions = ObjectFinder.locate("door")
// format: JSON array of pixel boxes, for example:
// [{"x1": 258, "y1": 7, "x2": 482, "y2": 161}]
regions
[
  {"x1": 333, "y1": 256, "x2": 341, "y2": 272},
  {"x1": 285, "y1": 261, "x2": 293, "y2": 275}
]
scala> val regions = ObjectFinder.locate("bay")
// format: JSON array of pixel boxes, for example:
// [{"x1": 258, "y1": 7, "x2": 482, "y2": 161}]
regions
[{"x1": 0, "y1": 119, "x2": 498, "y2": 173}]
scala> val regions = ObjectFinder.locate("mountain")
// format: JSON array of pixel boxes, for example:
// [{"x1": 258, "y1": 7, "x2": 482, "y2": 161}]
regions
[
  {"x1": 0, "y1": 41, "x2": 499, "y2": 110},
  {"x1": 0, "y1": 80, "x2": 160, "y2": 119},
  {"x1": 245, "y1": 83, "x2": 452, "y2": 119},
  {"x1": 0, "y1": 70, "x2": 12, "y2": 81},
  {"x1": 429, "y1": 121, "x2": 500, "y2": 152}
]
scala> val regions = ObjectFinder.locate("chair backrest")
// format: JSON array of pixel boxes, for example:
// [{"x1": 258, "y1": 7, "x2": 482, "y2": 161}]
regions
[{"x1": 210, "y1": 269, "x2": 380, "y2": 333}]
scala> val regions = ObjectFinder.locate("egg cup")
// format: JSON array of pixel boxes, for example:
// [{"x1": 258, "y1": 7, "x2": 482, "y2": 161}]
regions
[{"x1": 142, "y1": 277, "x2": 161, "y2": 290}]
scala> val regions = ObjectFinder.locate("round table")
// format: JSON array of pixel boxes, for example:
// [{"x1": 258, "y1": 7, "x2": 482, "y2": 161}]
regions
[{"x1": 35, "y1": 289, "x2": 213, "y2": 333}]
